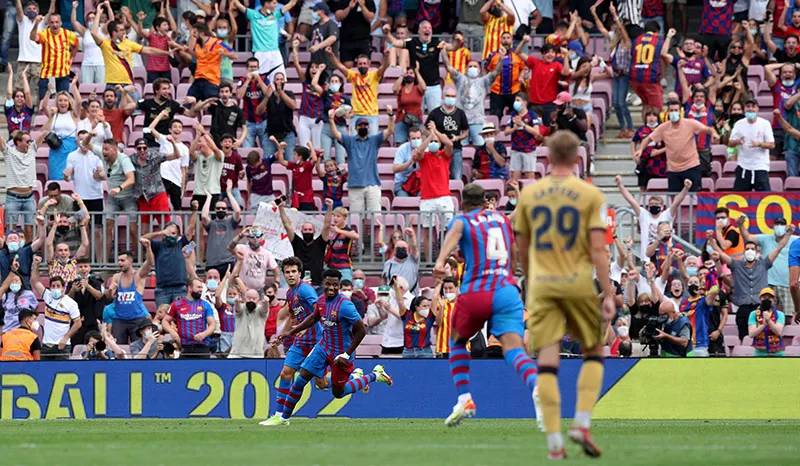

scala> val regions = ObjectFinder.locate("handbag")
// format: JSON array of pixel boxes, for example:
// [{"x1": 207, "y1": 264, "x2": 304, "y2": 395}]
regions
[
  {"x1": 45, "y1": 113, "x2": 62, "y2": 150},
  {"x1": 402, "y1": 112, "x2": 420, "y2": 127}
]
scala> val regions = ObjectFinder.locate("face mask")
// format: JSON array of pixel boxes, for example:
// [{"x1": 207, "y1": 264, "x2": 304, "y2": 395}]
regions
[
  {"x1": 115, "y1": 37, "x2": 123, "y2": 44},
  {"x1": 513, "y1": 101, "x2": 523, "y2": 112},
  {"x1": 648, "y1": 205, "x2": 661, "y2": 215},
  {"x1": 10, "y1": 283, "x2": 21, "y2": 293},
  {"x1": 395, "y1": 247, "x2": 408, "y2": 259},
  {"x1": 25, "y1": 10, "x2": 37, "y2": 20},
  {"x1": 165, "y1": 236, "x2": 178, "y2": 247},
  {"x1": 509, "y1": 198, "x2": 517, "y2": 206},
  {"x1": 750, "y1": 28, "x2": 758, "y2": 36},
  {"x1": 684, "y1": 50, "x2": 695, "y2": 57},
  {"x1": 341, "y1": 290, "x2": 352, "y2": 298},
  {"x1": 467, "y1": 67, "x2": 479, "y2": 78},
  {"x1": 190, "y1": 291, "x2": 202, "y2": 300},
  {"x1": 647, "y1": 121, "x2": 658, "y2": 128},
  {"x1": 686, "y1": 267, "x2": 698, "y2": 277},
  {"x1": 311, "y1": 12, "x2": 320, "y2": 22},
  {"x1": 245, "y1": 301, "x2": 257, "y2": 311},
  {"x1": 358, "y1": 66, "x2": 368, "y2": 75},
  {"x1": 744, "y1": 249, "x2": 757, "y2": 262},
  {"x1": 302, "y1": 232, "x2": 314, "y2": 243},
  {"x1": 215, "y1": 211, "x2": 226, "y2": 220},
  {"x1": 56, "y1": 225, "x2": 69, "y2": 235},
  {"x1": 688, "y1": 284, "x2": 700, "y2": 295},
  {"x1": 379, "y1": 245, "x2": 388, "y2": 254},
  {"x1": 484, "y1": 137, "x2": 495, "y2": 144},
  {"x1": 775, "y1": 225, "x2": 787, "y2": 237},
  {"x1": 694, "y1": 102, "x2": 705, "y2": 110},
  {"x1": 6, "y1": 241, "x2": 19, "y2": 253},
  {"x1": 569, "y1": 53, "x2": 577, "y2": 61},
  {"x1": 418, "y1": 308, "x2": 430, "y2": 318},
  {"x1": 617, "y1": 326, "x2": 629, "y2": 338},
  {"x1": 445, "y1": 292, "x2": 457, "y2": 302},
  {"x1": 444, "y1": 97, "x2": 457, "y2": 107},
  {"x1": 706, "y1": 245, "x2": 714, "y2": 254},
  {"x1": 760, "y1": 299, "x2": 772, "y2": 311},
  {"x1": 216, "y1": 29, "x2": 228, "y2": 38},
  {"x1": 427, "y1": 142, "x2": 440, "y2": 152},
  {"x1": 783, "y1": 79, "x2": 796, "y2": 88},
  {"x1": 668, "y1": 111, "x2": 680, "y2": 123},
  {"x1": 249, "y1": 241, "x2": 260, "y2": 250},
  {"x1": 207, "y1": 279, "x2": 219, "y2": 291},
  {"x1": 357, "y1": 127, "x2": 369, "y2": 137},
  {"x1": 330, "y1": 83, "x2": 341, "y2": 93},
  {"x1": 403, "y1": 76, "x2": 414, "y2": 84},
  {"x1": 29, "y1": 319, "x2": 40, "y2": 332},
  {"x1": 57, "y1": 258, "x2": 69, "y2": 265},
  {"x1": 745, "y1": 111, "x2": 757, "y2": 121},
  {"x1": 226, "y1": 297, "x2": 236, "y2": 306},
  {"x1": 410, "y1": 139, "x2": 422, "y2": 148},
  {"x1": 144, "y1": 330, "x2": 153, "y2": 340},
  {"x1": 353, "y1": 279, "x2": 364, "y2": 289},
  {"x1": 717, "y1": 218, "x2": 729, "y2": 228},
  {"x1": 50, "y1": 289, "x2": 63, "y2": 299},
  {"x1": 609, "y1": 31, "x2": 615, "y2": 41}
]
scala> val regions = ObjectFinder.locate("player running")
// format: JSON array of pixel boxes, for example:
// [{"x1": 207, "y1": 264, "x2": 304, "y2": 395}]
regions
[
  {"x1": 262, "y1": 269, "x2": 393, "y2": 426},
  {"x1": 260, "y1": 256, "x2": 323, "y2": 425},
  {"x1": 514, "y1": 131, "x2": 616, "y2": 460},
  {"x1": 433, "y1": 183, "x2": 541, "y2": 427}
]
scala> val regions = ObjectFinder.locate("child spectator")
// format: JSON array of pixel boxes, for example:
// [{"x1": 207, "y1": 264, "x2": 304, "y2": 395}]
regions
[
  {"x1": 317, "y1": 158, "x2": 347, "y2": 210},
  {"x1": 320, "y1": 73, "x2": 350, "y2": 164},
  {"x1": 245, "y1": 150, "x2": 276, "y2": 208},
  {"x1": 631, "y1": 111, "x2": 667, "y2": 189},
  {"x1": 503, "y1": 93, "x2": 541, "y2": 180},
  {"x1": 275, "y1": 141, "x2": 317, "y2": 211},
  {"x1": 324, "y1": 206, "x2": 360, "y2": 282}
]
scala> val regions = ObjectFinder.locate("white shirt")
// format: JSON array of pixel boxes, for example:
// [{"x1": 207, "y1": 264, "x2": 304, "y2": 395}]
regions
[
  {"x1": 81, "y1": 27, "x2": 106, "y2": 66},
  {"x1": 5, "y1": 142, "x2": 37, "y2": 189},
  {"x1": 749, "y1": 0, "x2": 769, "y2": 22},
  {"x1": 77, "y1": 118, "x2": 113, "y2": 146},
  {"x1": 66, "y1": 148, "x2": 105, "y2": 200},
  {"x1": 637, "y1": 208, "x2": 673, "y2": 262},
  {"x1": 42, "y1": 289, "x2": 81, "y2": 345},
  {"x1": 18, "y1": 16, "x2": 44, "y2": 63},
  {"x1": 158, "y1": 134, "x2": 190, "y2": 187},
  {"x1": 730, "y1": 117, "x2": 773, "y2": 172},
  {"x1": 506, "y1": 0, "x2": 538, "y2": 33},
  {"x1": 381, "y1": 291, "x2": 413, "y2": 348}
]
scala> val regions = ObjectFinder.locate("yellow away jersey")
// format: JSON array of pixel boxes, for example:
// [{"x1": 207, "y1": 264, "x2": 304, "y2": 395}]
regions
[{"x1": 514, "y1": 175, "x2": 607, "y2": 301}]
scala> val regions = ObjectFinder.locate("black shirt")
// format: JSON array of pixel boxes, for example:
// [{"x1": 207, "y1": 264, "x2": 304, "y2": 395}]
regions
[
  {"x1": 67, "y1": 275, "x2": 106, "y2": 329},
  {"x1": 329, "y1": 0, "x2": 375, "y2": 41},
  {"x1": 426, "y1": 107, "x2": 470, "y2": 150},
  {"x1": 266, "y1": 89, "x2": 296, "y2": 137},
  {"x1": 708, "y1": 291, "x2": 729, "y2": 334},
  {"x1": 209, "y1": 102, "x2": 245, "y2": 146},
  {"x1": 139, "y1": 98, "x2": 184, "y2": 146},
  {"x1": 309, "y1": 20, "x2": 339, "y2": 67},
  {"x1": 773, "y1": 49, "x2": 800, "y2": 65},
  {"x1": 555, "y1": 108, "x2": 588, "y2": 142},
  {"x1": 406, "y1": 37, "x2": 442, "y2": 86},
  {"x1": 290, "y1": 235, "x2": 327, "y2": 286}
]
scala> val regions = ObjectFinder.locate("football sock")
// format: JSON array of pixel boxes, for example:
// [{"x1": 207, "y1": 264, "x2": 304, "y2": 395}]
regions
[
  {"x1": 275, "y1": 376, "x2": 292, "y2": 416},
  {"x1": 342, "y1": 372, "x2": 377, "y2": 396},
  {"x1": 282, "y1": 374, "x2": 311, "y2": 419},
  {"x1": 504, "y1": 347, "x2": 538, "y2": 391},
  {"x1": 449, "y1": 342, "x2": 471, "y2": 396},
  {"x1": 575, "y1": 356, "x2": 604, "y2": 428},
  {"x1": 538, "y1": 366, "x2": 561, "y2": 435}
]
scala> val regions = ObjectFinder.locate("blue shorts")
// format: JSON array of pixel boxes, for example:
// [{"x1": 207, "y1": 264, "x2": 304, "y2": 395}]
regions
[
  {"x1": 452, "y1": 285, "x2": 524, "y2": 339},
  {"x1": 300, "y1": 344, "x2": 354, "y2": 383},
  {"x1": 284, "y1": 344, "x2": 315, "y2": 370}
]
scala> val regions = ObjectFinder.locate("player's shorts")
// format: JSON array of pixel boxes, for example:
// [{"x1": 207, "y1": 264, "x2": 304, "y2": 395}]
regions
[
  {"x1": 630, "y1": 81, "x2": 664, "y2": 109},
  {"x1": 300, "y1": 344, "x2": 355, "y2": 386},
  {"x1": 284, "y1": 344, "x2": 315, "y2": 370},
  {"x1": 452, "y1": 286, "x2": 524, "y2": 339},
  {"x1": 527, "y1": 297, "x2": 604, "y2": 352},
  {"x1": 509, "y1": 150, "x2": 537, "y2": 173}
]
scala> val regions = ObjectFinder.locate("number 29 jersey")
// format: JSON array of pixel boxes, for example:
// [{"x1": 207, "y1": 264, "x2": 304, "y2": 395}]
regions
[
  {"x1": 450, "y1": 209, "x2": 517, "y2": 294},
  {"x1": 514, "y1": 175, "x2": 607, "y2": 301},
  {"x1": 630, "y1": 32, "x2": 664, "y2": 84}
]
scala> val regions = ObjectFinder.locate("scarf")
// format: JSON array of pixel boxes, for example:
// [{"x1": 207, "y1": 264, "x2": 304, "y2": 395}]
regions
[{"x1": 753, "y1": 310, "x2": 784, "y2": 353}]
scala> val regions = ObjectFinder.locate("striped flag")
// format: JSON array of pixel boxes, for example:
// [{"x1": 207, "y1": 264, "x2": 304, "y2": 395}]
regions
[{"x1": 695, "y1": 193, "x2": 800, "y2": 244}]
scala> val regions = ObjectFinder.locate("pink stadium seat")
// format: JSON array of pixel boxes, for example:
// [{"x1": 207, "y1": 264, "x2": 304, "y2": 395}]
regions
[
  {"x1": 646, "y1": 179, "x2": 669, "y2": 191},
  {"x1": 784, "y1": 346, "x2": 800, "y2": 356},
  {"x1": 731, "y1": 346, "x2": 755, "y2": 357},
  {"x1": 769, "y1": 177, "x2": 783, "y2": 192},
  {"x1": 701, "y1": 178, "x2": 714, "y2": 192},
  {"x1": 378, "y1": 163, "x2": 394, "y2": 181},
  {"x1": 474, "y1": 179, "x2": 506, "y2": 197},
  {"x1": 715, "y1": 178, "x2": 735, "y2": 191},
  {"x1": 391, "y1": 197, "x2": 421, "y2": 211},
  {"x1": 722, "y1": 161, "x2": 737, "y2": 174},
  {"x1": 461, "y1": 146, "x2": 475, "y2": 162},
  {"x1": 723, "y1": 335, "x2": 739, "y2": 349},
  {"x1": 176, "y1": 83, "x2": 191, "y2": 101},
  {"x1": 785, "y1": 177, "x2": 800, "y2": 191},
  {"x1": 792, "y1": 335, "x2": 800, "y2": 346},
  {"x1": 742, "y1": 336, "x2": 753, "y2": 346},
  {"x1": 710, "y1": 161, "x2": 722, "y2": 181},
  {"x1": 378, "y1": 146, "x2": 398, "y2": 162}
]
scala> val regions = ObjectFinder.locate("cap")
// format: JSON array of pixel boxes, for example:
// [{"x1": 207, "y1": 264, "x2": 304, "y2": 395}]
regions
[
  {"x1": 760, "y1": 287, "x2": 775, "y2": 297},
  {"x1": 377, "y1": 285, "x2": 391, "y2": 294},
  {"x1": 356, "y1": 117, "x2": 369, "y2": 126},
  {"x1": 479, "y1": 123, "x2": 498, "y2": 134},
  {"x1": 554, "y1": 91, "x2": 572, "y2": 105},
  {"x1": 134, "y1": 138, "x2": 148, "y2": 147},
  {"x1": 312, "y1": 2, "x2": 331, "y2": 14},
  {"x1": 774, "y1": 217, "x2": 788, "y2": 225},
  {"x1": 195, "y1": 9, "x2": 207, "y2": 18}
]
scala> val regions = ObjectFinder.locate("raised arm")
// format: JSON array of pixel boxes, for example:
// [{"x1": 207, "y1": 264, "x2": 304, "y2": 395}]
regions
[
  {"x1": 614, "y1": 175, "x2": 642, "y2": 214},
  {"x1": 769, "y1": 225, "x2": 796, "y2": 263},
  {"x1": 30, "y1": 255, "x2": 46, "y2": 297},
  {"x1": 200, "y1": 189, "x2": 213, "y2": 226},
  {"x1": 326, "y1": 46, "x2": 349, "y2": 75},
  {"x1": 278, "y1": 203, "x2": 296, "y2": 242},
  {"x1": 321, "y1": 199, "x2": 334, "y2": 239},
  {"x1": 670, "y1": 179, "x2": 693, "y2": 217}
]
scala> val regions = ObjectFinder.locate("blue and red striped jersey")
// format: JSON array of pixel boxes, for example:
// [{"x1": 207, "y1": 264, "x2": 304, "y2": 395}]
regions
[
  {"x1": 316, "y1": 294, "x2": 361, "y2": 356},
  {"x1": 506, "y1": 109, "x2": 541, "y2": 153},
  {"x1": 321, "y1": 170, "x2": 347, "y2": 202},
  {"x1": 772, "y1": 82, "x2": 798, "y2": 128},
  {"x1": 299, "y1": 82, "x2": 325, "y2": 119},
  {"x1": 631, "y1": 32, "x2": 664, "y2": 84},
  {"x1": 699, "y1": 0, "x2": 733, "y2": 36},
  {"x1": 236, "y1": 74, "x2": 269, "y2": 123},
  {"x1": 168, "y1": 297, "x2": 215, "y2": 346},
  {"x1": 685, "y1": 102, "x2": 714, "y2": 150},
  {"x1": 218, "y1": 302, "x2": 236, "y2": 333},
  {"x1": 286, "y1": 282, "x2": 322, "y2": 347},
  {"x1": 403, "y1": 312, "x2": 435, "y2": 349},
  {"x1": 449, "y1": 209, "x2": 517, "y2": 294},
  {"x1": 326, "y1": 227, "x2": 353, "y2": 270},
  {"x1": 643, "y1": 0, "x2": 664, "y2": 17},
  {"x1": 632, "y1": 125, "x2": 667, "y2": 177}
]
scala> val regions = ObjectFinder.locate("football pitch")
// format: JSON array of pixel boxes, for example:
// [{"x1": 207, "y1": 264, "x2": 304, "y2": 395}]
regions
[{"x1": 2, "y1": 418, "x2": 797, "y2": 465}]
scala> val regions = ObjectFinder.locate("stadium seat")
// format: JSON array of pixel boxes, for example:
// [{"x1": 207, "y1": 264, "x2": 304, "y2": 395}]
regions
[
  {"x1": 731, "y1": 346, "x2": 755, "y2": 357},
  {"x1": 786, "y1": 177, "x2": 800, "y2": 191},
  {"x1": 714, "y1": 178, "x2": 735, "y2": 191},
  {"x1": 646, "y1": 179, "x2": 669, "y2": 192},
  {"x1": 391, "y1": 197, "x2": 421, "y2": 211},
  {"x1": 784, "y1": 346, "x2": 800, "y2": 356},
  {"x1": 742, "y1": 336, "x2": 753, "y2": 346},
  {"x1": 473, "y1": 179, "x2": 506, "y2": 198},
  {"x1": 792, "y1": 335, "x2": 800, "y2": 346},
  {"x1": 723, "y1": 335, "x2": 739, "y2": 350},
  {"x1": 769, "y1": 177, "x2": 783, "y2": 192}
]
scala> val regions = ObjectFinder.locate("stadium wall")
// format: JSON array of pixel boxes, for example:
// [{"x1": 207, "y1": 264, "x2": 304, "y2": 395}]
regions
[{"x1": 0, "y1": 359, "x2": 796, "y2": 420}]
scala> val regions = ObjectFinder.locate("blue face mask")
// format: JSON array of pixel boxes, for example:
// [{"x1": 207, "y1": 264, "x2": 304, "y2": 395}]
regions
[
  {"x1": 207, "y1": 279, "x2": 219, "y2": 290},
  {"x1": 686, "y1": 267, "x2": 698, "y2": 277},
  {"x1": 6, "y1": 241, "x2": 19, "y2": 253},
  {"x1": 427, "y1": 142, "x2": 440, "y2": 152},
  {"x1": 226, "y1": 297, "x2": 236, "y2": 306},
  {"x1": 9, "y1": 283, "x2": 21, "y2": 293},
  {"x1": 353, "y1": 279, "x2": 364, "y2": 289},
  {"x1": 50, "y1": 289, "x2": 62, "y2": 299},
  {"x1": 774, "y1": 225, "x2": 787, "y2": 237},
  {"x1": 647, "y1": 121, "x2": 658, "y2": 128},
  {"x1": 467, "y1": 67, "x2": 479, "y2": 78},
  {"x1": 745, "y1": 111, "x2": 757, "y2": 121},
  {"x1": 444, "y1": 97, "x2": 457, "y2": 107},
  {"x1": 330, "y1": 83, "x2": 341, "y2": 93},
  {"x1": 706, "y1": 245, "x2": 714, "y2": 254},
  {"x1": 513, "y1": 101, "x2": 523, "y2": 112},
  {"x1": 669, "y1": 111, "x2": 680, "y2": 123},
  {"x1": 410, "y1": 139, "x2": 422, "y2": 148},
  {"x1": 311, "y1": 12, "x2": 320, "y2": 22}
]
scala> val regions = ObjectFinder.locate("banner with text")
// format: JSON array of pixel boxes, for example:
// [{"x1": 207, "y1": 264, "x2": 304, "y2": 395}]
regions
[
  {"x1": 695, "y1": 193, "x2": 800, "y2": 244},
  {"x1": 252, "y1": 203, "x2": 324, "y2": 260},
  {"x1": 0, "y1": 359, "x2": 637, "y2": 420}
]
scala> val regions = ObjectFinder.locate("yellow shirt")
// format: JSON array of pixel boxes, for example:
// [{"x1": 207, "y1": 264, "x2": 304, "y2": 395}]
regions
[
  {"x1": 446, "y1": 47, "x2": 471, "y2": 84},
  {"x1": 514, "y1": 175, "x2": 608, "y2": 302},
  {"x1": 482, "y1": 13, "x2": 514, "y2": 61},
  {"x1": 100, "y1": 38, "x2": 144, "y2": 85},
  {"x1": 347, "y1": 69, "x2": 380, "y2": 117}
]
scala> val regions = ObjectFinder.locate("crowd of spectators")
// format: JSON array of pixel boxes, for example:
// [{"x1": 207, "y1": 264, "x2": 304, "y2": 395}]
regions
[{"x1": 2, "y1": 0, "x2": 800, "y2": 361}]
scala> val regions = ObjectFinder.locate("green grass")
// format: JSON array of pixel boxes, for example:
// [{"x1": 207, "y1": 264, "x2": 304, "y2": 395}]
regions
[{"x1": 1, "y1": 419, "x2": 798, "y2": 465}]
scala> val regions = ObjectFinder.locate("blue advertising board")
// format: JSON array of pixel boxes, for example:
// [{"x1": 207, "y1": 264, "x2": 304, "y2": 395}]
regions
[{"x1": 0, "y1": 359, "x2": 638, "y2": 420}]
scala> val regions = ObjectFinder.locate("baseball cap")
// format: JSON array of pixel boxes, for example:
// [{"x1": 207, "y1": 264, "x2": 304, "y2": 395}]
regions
[
  {"x1": 554, "y1": 91, "x2": 572, "y2": 105},
  {"x1": 356, "y1": 117, "x2": 369, "y2": 126},
  {"x1": 760, "y1": 287, "x2": 775, "y2": 297},
  {"x1": 313, "y1": 2, "x2": 331, "y2": 14},
  {"x1": 134, "y1": 138, "x2": 148, "y2": 147},
  {"x1": 774, "y1": 217, "x2": 788, "y2": 225},
  {"x1": 195, "y1": 9, "x2": 207, "y2": 18},
  {"x1": 377, "y1": 285, "x2": 391, "y2": 294}
]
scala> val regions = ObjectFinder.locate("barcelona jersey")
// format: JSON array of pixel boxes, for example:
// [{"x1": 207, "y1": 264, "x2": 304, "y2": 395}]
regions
[
  {"x1": 449, "y1": 209, "x2": 517, "y2": 294},
  {"x1": 316, "y1": 294, "x2": 361, "y2": 356},
  {"x1": 286, "y1": 282, "x2": 322, "y2": 347},
  {"x1": 630, "y1": 32, "x2": 664, "y2": 84},
  {"x1": 685, "y1": 102, "x2": 714, "y2": 150}
]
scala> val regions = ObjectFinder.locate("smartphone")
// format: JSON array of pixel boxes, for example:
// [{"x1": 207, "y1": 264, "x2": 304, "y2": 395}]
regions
[
  {"x1": 275, "y1": 194, "x2": 286, "y2": 206},
  {"x1": 304, "y1": 271, "x2": 312, "y2": 281},
  {"x1": 184, "y1": 241, "x2": 196, "y2": 254}
]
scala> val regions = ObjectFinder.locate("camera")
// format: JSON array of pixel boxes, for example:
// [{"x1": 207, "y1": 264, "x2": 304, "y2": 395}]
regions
[
  {"x1": 162, "y1": 341, "x2": 175, "y2": 356},
  {"x1": 640, "y1": 315, "x2": 668, "y2": 357},
  {"x1": 94, "y1": 340, "x2": 106, "y2": 353}
]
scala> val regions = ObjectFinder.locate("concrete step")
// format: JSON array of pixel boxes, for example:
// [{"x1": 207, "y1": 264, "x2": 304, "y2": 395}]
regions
[
  {"x1": 593, "y1": 173, "x2": 636, "y2": 188},
  {"x1": 594, "y1": 159, "x2": 637, "y2": 173}
]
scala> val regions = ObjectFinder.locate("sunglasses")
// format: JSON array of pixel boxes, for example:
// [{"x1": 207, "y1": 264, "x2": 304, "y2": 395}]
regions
[
  {"x1": 136, "y1": 146, "x2": 148, "y2": 150},
  {"x1": 215, "y1": 208, "x2": 227, "y2": 211},
  {"x1": 730, "y1": 45, "x2": 742, "y2": 49},
  {"x1": 249, "y1": 234, "x2": 263, "y2": 239}
]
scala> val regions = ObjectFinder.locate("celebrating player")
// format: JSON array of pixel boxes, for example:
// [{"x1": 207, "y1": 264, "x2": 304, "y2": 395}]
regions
[
  {"x1": 514, "y1": 131, "x2": 616, "y2": 459},
  {"x1": 433, "y1": 183, "x2": 541, "y2": 427},
  {"x1": 260, "y1": 256, "x2": 322, "y2": 425},
  {"x1": 263, "y1": 269, "x2": 393, "y2": 426}
]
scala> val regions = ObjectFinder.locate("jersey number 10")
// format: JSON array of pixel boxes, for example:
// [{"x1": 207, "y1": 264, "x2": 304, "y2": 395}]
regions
[
  {"x1": 531, "y1": 206, "x2": 579, "y2": 251},
  {"x1": 635, "y1": 43, "x2": 655, "y2": 65}
]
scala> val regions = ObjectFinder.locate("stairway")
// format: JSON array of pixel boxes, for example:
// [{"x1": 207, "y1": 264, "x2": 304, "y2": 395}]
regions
[{"x1": 593, "y1": 103, "x2": 645, "y2": 208}]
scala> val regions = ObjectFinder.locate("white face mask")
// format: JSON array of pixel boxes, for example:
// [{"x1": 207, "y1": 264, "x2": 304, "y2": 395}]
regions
[
  {"x1": 377, "y1": 295, "x2": 389, "y2": 303},
  {"x1": 717, "y1": 218, "x2": 729, "y2": 228},
  {"x1": 444, "y1": 292, "x2": 457, "y2": 302},
  {"x1": 744, "y1": 249, "x2": 757, "y2": 262},
  {"x1": 29, "y1": 320, "x2": 40, "y2": 332},
  {"x1": 617, "y1": 326, "x2": 629, "y2": 338},
  {"x1": 418, "y1": 308, "x2": 430, "y2": 318},
  {"x1": 341, "y1": 290, "x2": 353, "y2": 298},
  {"x1": 484, "y1": 137, "x2": 495, "y2": 144}
]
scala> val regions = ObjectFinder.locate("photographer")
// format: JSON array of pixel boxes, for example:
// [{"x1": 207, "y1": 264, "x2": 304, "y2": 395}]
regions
[
  {"x1": 130, "y1": 320, "x2": 163, "y2": 359},
  {"x1": 748, "y1": 288, "x2": 786, "y2": 357},
  {"x1": 642, "y1": 301, "x2": 692, "y2": 357},
  {"x1": 81, "y1": 328, "x2": 126, "y2": 360}
]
